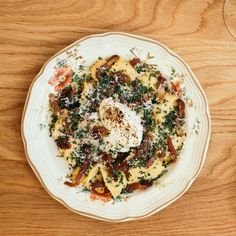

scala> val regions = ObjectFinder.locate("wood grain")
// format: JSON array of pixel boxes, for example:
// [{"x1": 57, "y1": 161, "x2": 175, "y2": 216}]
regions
[{"x1": 0, "y1": 0, "x2": 236, "y2": 235}]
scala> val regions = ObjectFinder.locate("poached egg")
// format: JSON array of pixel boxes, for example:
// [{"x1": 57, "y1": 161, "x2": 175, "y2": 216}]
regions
[{"x1": 99, "y1": 98, "x2": 143, "y2": 151}]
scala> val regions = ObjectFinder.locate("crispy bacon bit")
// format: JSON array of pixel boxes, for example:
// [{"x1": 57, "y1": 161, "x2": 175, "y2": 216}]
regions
[
  {"x1": 64, "y1": 159, "x2": 90, "y2": 187},
  {"x1": 101, "y1": 55, "x2": 120, "y2": 70},
  {"x1": 112, "y1": 152, "x2": 130, "y2": 178},
  {"x1": 129, "y1": 57, "x2": 141, "y2": 67},
  {"x1": 99, "y1": 152, "x2": 113, "y2": 163},
  {"x1": 166, "y1": 137, "x2": 177, "y2": 162},
  {"x1": 96, "y1": 55, "x2": 120, "y2": 80},
  {"x1": 99, "y1": 151, "x2": 130, "y2": 179},
  {"x1": 64, "y1": 181, "x2": 76, "y2": 187},
  {"x1": 156, "y1": 75, "x2": 166, "y2": 89},
  {"x1": 49, "y1": 94, "x2": 61, "y2": 115},
  {"x1": 95, "y1": 69, "x2": 106, "y2": 80},
  {"x1": 158, "y1": 75, "x2": 167, "y2": 84},
  {"x1": 91, "y1": 125, "x2": 109, "y2": 139},
  {"x1": 110, "y1": 72, "x2": 131, "y2": 83},
  {"x1": 98, "y1": 151, "x2": 113, "y2": 170},
  {"x1": 176, "y1": 98, "x2": 185, "y2": 119},
  {"x1": 74, "y1": 159, "x2": 90, "y2": 184},
  {"x1": 145, "y1": 148, "x2": 166, "y2": 168},
  {"x1": 101, "y1": 55, "x2": 120, "y2": 71},
  {"x1": 126, "y1": 181, "x2": 153, "y2": 193},
  {"x1": 56, "y1": 136, "x2": 71, "y2": 149},
  {"x1": 116, "y1": 152, "x2": 130, "y2": 161},
  {"x1": 119, "y1": 160, "x2": 130, "y2": 179},
  {"x1": 145, "y1": 156, "x2": 156, "y2": 168}
]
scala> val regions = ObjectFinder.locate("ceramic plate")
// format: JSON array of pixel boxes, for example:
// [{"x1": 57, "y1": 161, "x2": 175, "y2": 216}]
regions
[{"x1": 22, "y1": 32, "x2": 211, "y2": 221}]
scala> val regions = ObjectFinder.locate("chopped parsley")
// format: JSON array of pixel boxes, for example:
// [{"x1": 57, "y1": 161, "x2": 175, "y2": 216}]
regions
[
  {"x1": 143, "y1": 109, "x2": 156, "y2": 129},
  {"x1": 163, "y1": 110, "x2": 177, "y2": 132}
]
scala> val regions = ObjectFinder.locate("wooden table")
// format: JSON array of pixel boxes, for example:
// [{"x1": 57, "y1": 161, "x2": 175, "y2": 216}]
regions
[{"x1": 0, "y1": 0, "x2": 235, "y2": 235}]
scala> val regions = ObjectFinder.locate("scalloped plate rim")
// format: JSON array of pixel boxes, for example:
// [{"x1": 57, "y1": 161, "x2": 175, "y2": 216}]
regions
[{"x1": 21, "y1": 32, "x2": 211, "y2": 222}]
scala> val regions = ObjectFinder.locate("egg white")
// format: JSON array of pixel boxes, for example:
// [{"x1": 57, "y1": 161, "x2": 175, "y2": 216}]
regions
[{"x1": 99, "y1": 97, "x2": 143, "y2": 151}]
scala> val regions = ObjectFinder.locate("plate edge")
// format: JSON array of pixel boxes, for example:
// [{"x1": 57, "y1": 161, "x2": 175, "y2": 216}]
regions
[{"x1": 21, "y1": 31, "x2": 212, "y2": 222}]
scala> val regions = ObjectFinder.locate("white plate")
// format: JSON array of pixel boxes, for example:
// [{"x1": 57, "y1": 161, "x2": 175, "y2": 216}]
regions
[{"x1": 22, "y1": 32, "x2": 211, "y2": 222}]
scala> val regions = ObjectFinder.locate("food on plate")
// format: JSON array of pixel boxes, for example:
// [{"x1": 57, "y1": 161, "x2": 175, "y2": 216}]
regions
[{"x1": 48, "y1": 54, "x2": 186, "y2": 201}]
